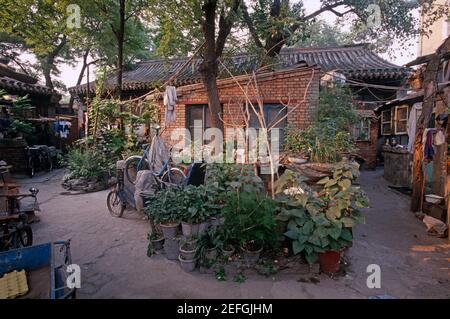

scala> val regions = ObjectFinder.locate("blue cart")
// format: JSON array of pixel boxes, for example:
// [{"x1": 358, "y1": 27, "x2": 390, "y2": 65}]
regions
[{"x1": 0, "y1": 241, "x2": 76, "y2": 299}]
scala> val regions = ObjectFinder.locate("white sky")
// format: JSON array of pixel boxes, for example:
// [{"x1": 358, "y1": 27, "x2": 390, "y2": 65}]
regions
[{"x1": 21, "y1": 0, "x2": 419, "y2": 92}]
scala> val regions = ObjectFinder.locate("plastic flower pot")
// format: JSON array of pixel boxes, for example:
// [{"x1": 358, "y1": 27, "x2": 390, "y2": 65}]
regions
[
  {"x1": 164, "y1": 237, "x2": 181, "y2": 260},
  {"x1": 151, "y1": 236, "x2": 165, "y2": 251},
  {"x1": 178, "y1": 255, "x2": 197, "y2": 272},
  {"x1": 318, "y1": 251, "x2": 341, "y2": 273},
  {"x1": 181, "y1": 222, "x2": 199, "y2": 238},
  {"x1": 241, "y1": 242, "x2": 262, "y2": 266},
  {"x1": 179, "y1": 241, "x2": 197, "y2": 260},
  {"x1": 160, "y1": 222, "x2": 180, "y2": 239}
]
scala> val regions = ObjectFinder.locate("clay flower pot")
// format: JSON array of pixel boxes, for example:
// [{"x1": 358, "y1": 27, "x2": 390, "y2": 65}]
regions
[
  {"x1": 179, "y1": 241, "x2": 197, "y2": 260},
  {"x1": 160, "y1": 222, "x2": 180, "y2": 239},
  {"x1": 241, "y1": 241, "x2": 262, "y2": 266},
  {"x1": 198, "y1": 220, "x2": 211, "y2": 235},
  {"x1": 151, "y1": 236, "x2": 165, "y2": 251},
  {"x1": 221, "y1": 244, "x2": 235, "y2": 258},
  {"x1": 179, "y1": 255, "x2": 197, "y2": 272},
  {"x1": 164, "y1": 237, "x2": 181, "y2": 260},
  {"x1": 318, "y1": 251, "x2": 341, "y2": 273}
]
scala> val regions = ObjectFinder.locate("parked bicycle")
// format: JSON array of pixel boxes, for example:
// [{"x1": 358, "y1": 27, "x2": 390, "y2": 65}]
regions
[
  {"x1": 25, "y1": 145, "x2": 55, "y2": 178},
  {"x1": 0, "y1": 213, "x2": 33, "y2": 251},
  {"x1": 123, "y1": 125, "x2": 186, "y2": 188}
]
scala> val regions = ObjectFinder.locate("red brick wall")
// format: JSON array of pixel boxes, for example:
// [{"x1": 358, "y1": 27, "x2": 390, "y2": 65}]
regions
[
  {"x1": 356, "y1": 118, "x2": 379, "y2": 170},
  {"x1": 158, "y1": 66, "x2": 320, "y2": 141}
]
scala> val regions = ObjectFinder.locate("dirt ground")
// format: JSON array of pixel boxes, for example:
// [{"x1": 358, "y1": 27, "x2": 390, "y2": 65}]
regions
[{"x1": 15, "y1": 169, "x2": 450, "y2": 299}]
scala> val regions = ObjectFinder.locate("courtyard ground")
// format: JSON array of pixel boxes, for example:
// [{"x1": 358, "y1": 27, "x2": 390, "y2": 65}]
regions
[{"x1": 15, "y1": 169, "x2": 450, "y2": 299}]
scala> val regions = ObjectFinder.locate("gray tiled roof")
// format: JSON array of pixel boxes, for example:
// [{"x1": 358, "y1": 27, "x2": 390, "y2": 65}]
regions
[
  {"x1": 0, "y1": 63, "x2": 56, "y2": 96},
  {"x1": 70, "y1": 44, "x2": 408, "y2": 95}
]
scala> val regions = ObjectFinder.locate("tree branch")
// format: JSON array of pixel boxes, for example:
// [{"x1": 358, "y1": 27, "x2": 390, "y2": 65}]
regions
[
  {"x1": 215, "y1": 0, "x2": 241, "y2": 57},
  {"x1": 241, "y1": 3, "x2": 263, "y2": 49}
]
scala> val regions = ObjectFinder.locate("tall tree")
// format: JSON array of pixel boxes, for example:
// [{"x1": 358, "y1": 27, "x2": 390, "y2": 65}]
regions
[
  {"x1": 0, "y1": 0, "x2": 76, "y2": 89},
  {"x1": 242, "y1": 0, "x2": 450, "y2": 58},
  {"x1": 149, "y1": 0, "x2": 243, "y2": 131}
]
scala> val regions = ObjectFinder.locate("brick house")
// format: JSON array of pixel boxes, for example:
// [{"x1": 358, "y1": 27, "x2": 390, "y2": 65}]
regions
[{"x1": 70, "y1": 45, "x2": 408, "y2": 168}]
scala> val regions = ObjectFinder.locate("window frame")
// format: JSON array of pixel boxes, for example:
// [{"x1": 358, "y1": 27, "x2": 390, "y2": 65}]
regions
[
  {"x1": 394, "y1": 105, "x2": 409, "y2": 135},
  {"x1": 354, "y1": 118, "x2": 371, "y2": 142},
  {"x1": 381, "y1": 110, "x2": 393, "y2": 136}
]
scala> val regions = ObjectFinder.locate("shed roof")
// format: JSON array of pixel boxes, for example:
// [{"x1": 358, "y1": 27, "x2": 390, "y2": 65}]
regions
[{"x1": 69, "y1": 44, "x2": 409, "y2": 95}]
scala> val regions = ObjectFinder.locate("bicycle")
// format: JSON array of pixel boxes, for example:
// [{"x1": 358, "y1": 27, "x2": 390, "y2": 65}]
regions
[
  {"x1": 0, "y1": 213, "x2": 33, "y2": 251},
  {"x1": 25, "y1": 145, "x2": 54, "y2": 178},
  {"x1": 123, "y1": 126, "x2": 186, "y2": 188}
]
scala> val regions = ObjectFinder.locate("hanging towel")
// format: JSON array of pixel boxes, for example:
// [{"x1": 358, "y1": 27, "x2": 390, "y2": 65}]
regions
[
  {"x1": 423, "y1": 128, "x2": 437, "y2": 161},
  {"x1": 164, "y1": 86, "x2": 177, "y2": 124},
  {"x1": 407, "y1": 103, "x2": 422, "y2": 153}
]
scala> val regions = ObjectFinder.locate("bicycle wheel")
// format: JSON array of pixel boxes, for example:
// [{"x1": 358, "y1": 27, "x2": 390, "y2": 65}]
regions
[
  {"x1": 161, "y1": 167, "x2": 186, "y2": 188},
  {"x1": 124, "y1": 156, "x2": 149, "y2": 185},
  {"x1": 43, "y1": 154, "x2": 53, "y2": 172},
  {"x1": 17, "y1": 225, "x2": 33, "y2": 248},
  {"x1": 107, "y1": 190, "x2": 125, "y2": 218},
  {"x1": 27, "y1": 157, "x2": 35, "y2": 178}
]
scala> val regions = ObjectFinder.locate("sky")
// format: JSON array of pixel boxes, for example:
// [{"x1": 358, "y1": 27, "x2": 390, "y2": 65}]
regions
[{"x1": 23, "y1": 0, "x2": 420, "y2": 92}]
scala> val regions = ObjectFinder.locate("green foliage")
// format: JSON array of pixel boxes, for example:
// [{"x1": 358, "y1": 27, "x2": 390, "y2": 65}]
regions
[
  {"x1": 180, "y1": 185, "x2": 220, "y2": 223},
  {"x1": 145, "y1": 184, "x2": 220, "y2": 224},
  {"x1": 65, "y1": 146, "x2": 111, "y2": 181},
  {"x1": 285, "y1": 87, "x2": 357, "y2": 163},
  {"x1": 222, "y1": 191, "x2": 277, "y2": 249},
  {"x1": 316, "y1": 87, "x2": 359, "y2": 131},
  {"x1": 275, "y1": 160, "x2": 369, "y2": 264}
]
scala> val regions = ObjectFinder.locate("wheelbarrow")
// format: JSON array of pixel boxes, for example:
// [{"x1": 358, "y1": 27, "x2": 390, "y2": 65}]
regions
[{"x1": 0, "y1": 241, "x2": 77, "y2": 299}]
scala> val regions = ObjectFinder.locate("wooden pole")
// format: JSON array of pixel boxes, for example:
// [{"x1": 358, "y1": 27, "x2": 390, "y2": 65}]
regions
[{"x1": 411, "y1": 37, "x2": 450, "y2": 212}]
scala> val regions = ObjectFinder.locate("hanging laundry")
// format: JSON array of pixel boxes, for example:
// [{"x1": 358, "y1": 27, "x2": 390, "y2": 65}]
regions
[
  {"x1": 407, "y1": 103, "x2": 422, "y2": 153},
  {"x1": 164, "y1": 86, "x2": 177, "y2": 124},
  {"x1": 423, "y1": 128, "x2": 437, "y2": 161},
  {"x1": 54, "y1": 120, "x2": 72, "y2": 139}
]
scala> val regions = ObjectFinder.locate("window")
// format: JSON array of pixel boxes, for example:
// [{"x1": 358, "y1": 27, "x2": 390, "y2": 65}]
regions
[
  {"x1": 354, "y1": 119, "x2": 371, "y2": 141},
  {"x1": 186, "y1": 104, "x2": 212, "y2": 142},
  {"x1": 381, "y1": 110, "x2": 392, "y2": 135},
  {"x1": 249, "y1": 104, "x2": 288, "y2": 144},
  {"x1": 394, "y1": 105, "x2": 409, "y2": 135}
]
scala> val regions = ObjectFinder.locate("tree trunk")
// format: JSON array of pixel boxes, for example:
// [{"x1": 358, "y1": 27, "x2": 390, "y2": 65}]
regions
[
  {"x1": 69, "y1": 49, "x2": 90, "y2": 109},
  {"x1": 40, "y1": 36, "x2": 67, "y2": 89},
  {"x1": 200, "y1": 63, "x2": 224, "y2": 132},
  {"x1": 116, "y1": 0, "x2": 126, "y2": 130}
]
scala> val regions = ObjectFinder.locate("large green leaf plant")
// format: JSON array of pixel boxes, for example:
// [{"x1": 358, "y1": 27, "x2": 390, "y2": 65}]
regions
[{"x1": 275, "y1": 160, "x2": 369, "y2": 264}]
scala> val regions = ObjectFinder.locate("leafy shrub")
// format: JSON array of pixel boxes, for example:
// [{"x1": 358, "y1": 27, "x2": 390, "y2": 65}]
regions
[
  {"x1": 275, "y1": 160, "x2": 369, "y2": 264},
  {"x1": 65, "y1": 147, "x2": 112, "y2": 181},
  {"x1": 285, "y1": 87, "x2": 358, "y2": 163},
  {"x1": 222, "y1": 191, "x2": 277, "y2": 249},
  {"x1": 145, "y1": 184, "x2": 220, "y2": 224}
]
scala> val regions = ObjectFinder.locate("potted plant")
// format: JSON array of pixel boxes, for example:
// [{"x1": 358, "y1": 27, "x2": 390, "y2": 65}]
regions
[
  {"x1": 179, "y1": 239, "x2": 197, "y2": 260},
  {"x1": 180, "y1": 185, "x2": 216, "y2": 238},
  {"x1": 145, "y1": 187, "x2": 182, "y2": 239},
  {"x1": 149, "y1": 232, "x2": 165, "y2": 251},
  {"x1": 178, "y1": 254, "x2": 197, "y2": 272},
  {"x1": 275, "y1": 161, "x2": 369, "y2": 273},
  {"x1": 222, "y1": 190, "x2": 277, "y2": 266}
]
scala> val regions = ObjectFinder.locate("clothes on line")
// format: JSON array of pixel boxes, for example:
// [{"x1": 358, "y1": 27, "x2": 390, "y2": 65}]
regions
[
  {"x1": 164, "y1": 86, "x2": 177, "y2": 124},
  {"x1": 407, "y1": 102, "x2": 422, "y2": 154},
  {"x1": 53, "y1": 120, "x2": 72, "y2": 139}
]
